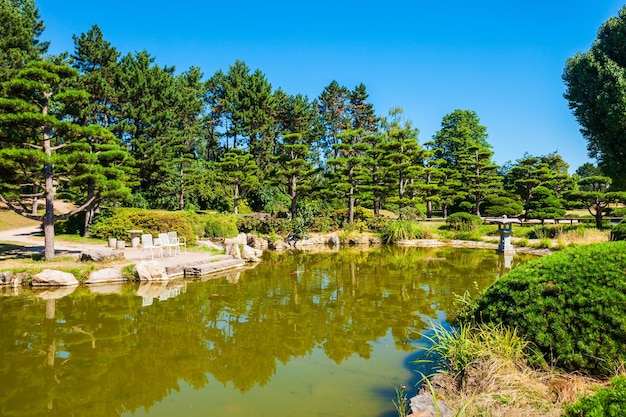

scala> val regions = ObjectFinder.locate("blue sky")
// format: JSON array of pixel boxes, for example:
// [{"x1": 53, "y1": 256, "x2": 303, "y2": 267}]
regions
[{"x1": 38, "y1": 1, "x2": 626, "y2": 172}]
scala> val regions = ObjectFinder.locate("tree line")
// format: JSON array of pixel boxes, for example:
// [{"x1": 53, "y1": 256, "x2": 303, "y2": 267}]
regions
[{"x1": 1, "y1": 0, "x2": 625, "y2": 260}]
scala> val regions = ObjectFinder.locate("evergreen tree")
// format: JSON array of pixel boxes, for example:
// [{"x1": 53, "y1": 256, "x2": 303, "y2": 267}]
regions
[
  {"x1": 457, "y1": 144, "x2": 502, "y2": 217},
  {"x1": 217, "y1": 148, "x2": 260, "y2": 214},
  {"x1": 525, "y1": 185, "x2": 566, "y2": 224},
  {"x1": 0, "y1": 60, "x2": 131, "y2": 259},
  {"x1": 0, "y1": 0, "x2": 48, "y2": 86},
  {"x1": 327, "y1": 128, "x2": 371, "y2": 223},
  {"x1": 567, "y1": 176, "x2": 626, "y2": 229},
  {"x1": 318, "y1": 80, "x2": 349, "y2": 161},
  {"x1": 273, "y1": 93, "x2": 322, "y2": 218},
  {"x1": 381, "y1": 110, "x2": 423, "y2": 217}
]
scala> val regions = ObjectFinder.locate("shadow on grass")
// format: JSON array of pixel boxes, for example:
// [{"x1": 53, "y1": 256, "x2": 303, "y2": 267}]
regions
[{"x1": 0, "y1": 243, "x2": 44, "y2": 260}]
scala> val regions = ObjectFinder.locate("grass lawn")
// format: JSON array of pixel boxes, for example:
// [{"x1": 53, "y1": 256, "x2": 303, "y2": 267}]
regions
[{"x1": 0, "y1": 208, "x2": 38, "y2": 231}]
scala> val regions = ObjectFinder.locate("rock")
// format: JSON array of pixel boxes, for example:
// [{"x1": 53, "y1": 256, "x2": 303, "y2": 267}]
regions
[
  {"x1": 134, "y1": 261, "x2": 169, "y2": 281},
  {"x1": 241, "y1": 244, "x2": 262, "y2": 262},
  {"x1": 224, "y1": 240, "x2": 242, "y2": 259},
  {"x1": 294, "y1": 236, "x2": 327, "y2": 246},
  {"x1": 32, "y1": 269, "x2": 79, "y2": 287},
  {"x1": 409, "y1": 393, "x2": 453, "y2": 417},
  {"x1": 184, "y1": 258, "x2": 246, "y2": 277},
  {"x1": 79, "y1": 250, "x2": 124, "y2": 262},
  {"x1": 247, "y1": 235, "x2": 268, "y2": 249},
  {"x1": 233, "y1": 233, "x2": 248, "y2": 245},
  {"x1": 348, "y1": 236, "x2": 369, "y2": 245},
  {"x1": 268, "y1": 239, "x2": 288, "y2": 250},
  {"x1": 369, "y1": 236, "x2": 383, "y2": 245},
  {"x1": 197, "y1": 240, "x2": 223, "y2": 251},
  {"x1": 0, "y1": 271, "x2": 13, "y2": 285},
  {"x1": 328, "y1": 235, "x2": 340, "y2": 246},
  {"x1": 85, "y1": 267, "x2": 127, "y2": 284}
]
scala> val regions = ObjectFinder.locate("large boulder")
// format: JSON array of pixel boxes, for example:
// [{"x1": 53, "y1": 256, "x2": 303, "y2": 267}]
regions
[
  {"x1": 85, "y1": 267, "x2": 127, "y2": 284},
  {"x1": 32, "y1": 269, "x2": 79, "y2": 287},
  {"x1": 134, "y1": 261, "x2": 169, "y2": 281},
  {"x1": 247, "y1": 235, "x2": 267, "y2": 249},
  {"x1": 409, "y1": 393, "x2": 453, "y2": 417},
  {"x1": 241, "y1": 245, "x2": 262, "y2": 262},
  {"x1": 224, "y1": 240, "x2": 242, "y2": 259},
  {"x1": 233, "y1": 233, "x2": 247, "y2": 245}
]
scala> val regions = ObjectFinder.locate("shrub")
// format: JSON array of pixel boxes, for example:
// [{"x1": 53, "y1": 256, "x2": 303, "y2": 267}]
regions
[
  {"x1": 204, "y1": 214, "x2": 239, "y2": 238},
  {"x1": 611, "y1": 220, "x2": 626, "y2": 241},
  {"x1": 89, "y1": 208, "x2": 196, "y2": 243},
  {"x1": 445, "y1": 212, "x2": 482, "y2": 232},
  {"x1": 563, "y1": 375, "x2": 626, "y2": 417},
  {"x1": 380, "y1": 220, "x2": 427, "y2": 244},
  {"x1": 457, "y1": 241, "x2": 626, "y2": 375}
]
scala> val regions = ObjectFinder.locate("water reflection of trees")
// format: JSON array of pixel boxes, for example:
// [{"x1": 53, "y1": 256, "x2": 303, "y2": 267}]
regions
[{"x1": 0, "y1": 247, "x2": 531, "y2": 417}]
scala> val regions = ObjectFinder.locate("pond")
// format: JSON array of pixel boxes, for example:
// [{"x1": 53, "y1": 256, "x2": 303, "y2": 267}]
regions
[{"x1": 0, "y1": 246, "x2": 533, "y2": 417}]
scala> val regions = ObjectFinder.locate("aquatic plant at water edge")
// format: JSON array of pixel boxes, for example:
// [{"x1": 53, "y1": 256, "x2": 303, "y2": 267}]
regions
[
  {"x1": 392, "y1": 385, "x2": 409, "y2": 417},
  {"x1": 380, "y1": 220, "x2": 427, "y2": 243}
]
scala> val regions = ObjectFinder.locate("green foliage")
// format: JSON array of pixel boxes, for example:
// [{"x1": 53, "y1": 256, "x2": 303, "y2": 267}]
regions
[
  {"x1": 392, "y1": 385, "x2": 409, "y2": 417},
  {"x1": 445, "y1": 212, "x2": 482, "y2": 231},
  {"x1": 203, "y1": 214, "x2": 239, "y2": 238},
  {"x1": 416, "y1": 323, "x2": 529, "y2": 379},
  {"x1": 563, "y1": 5, "x2": 626, "y2": 188},
  {"x1": 54, "y1": 212, "x2": 86, "y2": 235},
  {"x1": 89, "y1": 208, "x2": 196, "y2": 243},
  {"x1": 457, "y1": 242, "x2": 626, "y2": 375},
  {"x1": 610, "y1": 220, "x2": 626, "y2": 241},
  {"x1": 380, "y1": 220, "x2": 427, "y2": 244},
  {"x1": 483, "y1": 195, "x2": 523, "y2": 217},
  {"x1": 563, "y1": 376, "x2": 626, "y2": 417}
]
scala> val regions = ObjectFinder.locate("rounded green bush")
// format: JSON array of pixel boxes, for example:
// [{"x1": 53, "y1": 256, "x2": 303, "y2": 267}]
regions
[
  {"x1": 457, "y1": 241, "x2": 626, "y2": 375},
  {"x1": 611, "y1": 220, "x2": 626, "y2": 241},
  {"x1": 445, "y1": 212, "x2": 482, "y2": 231},
  {"x1": 563, "y1": 375, "x2": 626, "y2": 416}
]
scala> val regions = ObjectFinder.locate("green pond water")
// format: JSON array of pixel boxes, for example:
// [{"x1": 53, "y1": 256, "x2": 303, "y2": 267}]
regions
[{"x1": 0, "y1": 246, "x2": 533, "y2": 417}]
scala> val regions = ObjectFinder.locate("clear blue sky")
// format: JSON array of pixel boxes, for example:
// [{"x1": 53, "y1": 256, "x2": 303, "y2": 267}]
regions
[{"x1": 37, "y1": 1, "x2": 626, "y2": 172}]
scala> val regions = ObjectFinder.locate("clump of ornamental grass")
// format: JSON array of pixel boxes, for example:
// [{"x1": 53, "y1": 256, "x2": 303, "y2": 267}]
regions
[
  {"x1": 415, "y1": 323, "x2": 602, "y2": 417},
  {"x1": 380, "y1": 220, "x2": 429, "y2": 244}
]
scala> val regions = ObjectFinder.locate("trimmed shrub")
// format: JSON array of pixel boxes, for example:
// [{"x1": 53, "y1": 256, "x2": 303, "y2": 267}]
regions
[
  {"x1": 89, "y1": 208, "x2": 196, "y2": 243},
  {"x1": 563, "y1": 375, "x2": 626, "y2": 417},
  {"x1": 445, "y1": 212, "x2": 482, "y2": 232},
  {"x1": 457, "y1": 241, "x2": 626, "y2": 375},
  {"x1": 611, "y1": 220, "x2": 626, "y2": 241},
  {"x1": 204, "y1": 214, "x2": 239, "y2": 238}
]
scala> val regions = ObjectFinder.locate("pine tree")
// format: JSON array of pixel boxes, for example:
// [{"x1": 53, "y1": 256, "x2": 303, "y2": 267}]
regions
[{"x1": 0, "y1": 60, "x2": 131, "y2": 259}]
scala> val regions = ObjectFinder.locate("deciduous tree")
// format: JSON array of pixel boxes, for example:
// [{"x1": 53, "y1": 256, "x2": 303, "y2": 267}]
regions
[{"x1": 563, "y1": 5, "x2": 626, "y2": 188}]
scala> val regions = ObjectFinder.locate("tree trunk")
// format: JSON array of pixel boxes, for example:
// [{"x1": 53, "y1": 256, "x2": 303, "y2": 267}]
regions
[
  {"x1": 178, "y1": 164, "x2": 185, "y2": 211},
  {"x1": 43, "y1": 163, "x2": 55, "y2": 261},
  {"x1": 348, "y1": 194, "x2": 355, "y2": 223},
  {"x1": 233, "y1": 183, "x2": 239, "y2": 214},
  {"x1": 426, "y1": 200, "x2": 433, "y2": 218},
  {"x1": 373, "y1": 199, "x2": 381, "y2": 216},
  {"x1": 290, "y1": 174, "x2": 297, "y2": 219},
  {"x1": 31, "y1": 185, "x2": 39, "y2": 215}
]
